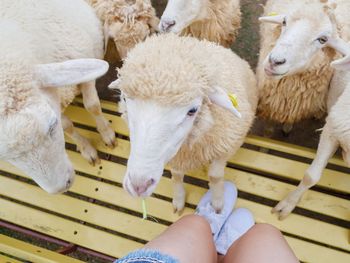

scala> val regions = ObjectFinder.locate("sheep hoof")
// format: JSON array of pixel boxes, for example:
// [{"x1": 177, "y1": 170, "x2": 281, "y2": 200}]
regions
[
  {"x1": 172, "y1": 198, "x2": 185, "y2": 215},
  {"x1": 77, "y1": 144, "x2": 100, "y2": 166},
  {"x1": 211, "y1": 198, "x2": 224, "y2": 214},
  {"x1": 271, "y1": 197, "x2": 298, "y2": 220},
  {"x1": 98, "y1": 125, "x2": 116, "y2": 149}
]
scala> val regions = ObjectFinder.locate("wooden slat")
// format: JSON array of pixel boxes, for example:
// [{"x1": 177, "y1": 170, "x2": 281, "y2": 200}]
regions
[
  {"x1": 245, "y1": 135, "x2": 346, "y2": 167},
  {"x1": 0, "y1": 159, "x2": 349, "y2": 253},
  {"x1": 0, "y1": 253, "x2": 22, "y2": 263},
  {"x1": 0, "y1": 175, "x2": 167, "y2": 242},
  {"x1": 0, "y1": 234, "x2": 83, "y2": 263},
  {"x1": 0, "y1": 199, "x2": 142, "y2": 258},
  {"x1": 1, "y1": 148, "x2": 349, "y2": 223},
  {"x1": 285, "y1": 236, "x2": 350, "y2": 263},
  {"x1": 0, "y1": 183, "x2": 349, "y2": 263},
  {"x1": 64, "y1": 127, "x2": 350, "y2": 194},
  {"x1": 70, "y1": 100, "x2": 347, "y2": 168}
]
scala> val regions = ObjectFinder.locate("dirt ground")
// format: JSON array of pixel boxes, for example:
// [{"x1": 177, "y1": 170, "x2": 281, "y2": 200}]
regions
[{"x1": 99, "y1": 0, "x2": 324, "y2": 149}]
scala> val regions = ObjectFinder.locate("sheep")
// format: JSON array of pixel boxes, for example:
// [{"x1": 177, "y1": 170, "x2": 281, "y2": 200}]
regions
[
  {"x1": 0, "y1": 0, "x2": 115, "y2": 194},
  {"x1": 256, "y1": 0, "x2": 350, "y2": 135},
  {"x1": 159, "y1": 0, "x2": 241, "y2": 47},
  {"x1": 88, "y1": 0, "x2": 159, "y2": 59},
  {"x1": 272, "y1": 35, "x2": 350, "y2": 219},
  {"x1": 109, "y1": 33, "x2": 257, "y2": 213}
]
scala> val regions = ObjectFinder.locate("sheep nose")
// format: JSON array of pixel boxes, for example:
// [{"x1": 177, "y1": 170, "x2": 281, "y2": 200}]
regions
[
  {"x1": 132, "y1": 178, "x2": 155, "y2": 196},
  {"x1": 160, "y1": 19, "x2": 176, "y2": 32},
  {"x1": 269, "y1": 55, "x2": 286, "y2": 67}
]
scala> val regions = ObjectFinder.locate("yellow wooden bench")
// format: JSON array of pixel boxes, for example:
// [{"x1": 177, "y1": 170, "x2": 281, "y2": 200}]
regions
[{"x1": 0, "y1": 99, "x2": 349, "y2": 263}]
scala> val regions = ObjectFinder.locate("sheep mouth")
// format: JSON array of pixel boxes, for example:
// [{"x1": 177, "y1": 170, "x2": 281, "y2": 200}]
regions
[{"x1": 264, "y1": 67, "x2": 288, "y2": 78}]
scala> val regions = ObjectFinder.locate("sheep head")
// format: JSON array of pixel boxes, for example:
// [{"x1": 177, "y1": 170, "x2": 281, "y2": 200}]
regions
[
  {"x1": 159, "y1": 0, "x2": 209, "y2": 33},
  {"x1": 93, "y1": 0, "x2": 159, "y2": 59},
  {"x1": 109, "y1": 35, "x2": 240, "y2": 197},
  {"x1": 259, "y1": 2, "x2": 339, "y2": 78},
  {"x1": 0, "y1": 59, "x2": 108, "y2": 194}
]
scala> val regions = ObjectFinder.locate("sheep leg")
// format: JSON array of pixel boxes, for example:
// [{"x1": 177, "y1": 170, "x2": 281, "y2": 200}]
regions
[
  {"x1": 61, "y1": 114, "x2": 100, "y2": 166},
  {"x1": 171, "y1": 169, "x2": 186, "y2": 214},
  {"x1": 80, "y1": 81, "x2": 116, "y2": 148},
  {"x1": 272, "y1": 124, "x2": 338, "y2": 220},
  {"x1": 208, "y1": 158, "x2": 226, "y2": 213}
]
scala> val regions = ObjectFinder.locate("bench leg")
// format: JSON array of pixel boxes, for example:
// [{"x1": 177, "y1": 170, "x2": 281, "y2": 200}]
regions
[
  {"x1": 208, "y1": 157, "x2": 227, "y2": 213},
  {"x1": 171, "y1": 169, "x2": 185, "y2": 214},
  {"x1": 272, "y1": 123, "x2": 338, "y2": 220}
]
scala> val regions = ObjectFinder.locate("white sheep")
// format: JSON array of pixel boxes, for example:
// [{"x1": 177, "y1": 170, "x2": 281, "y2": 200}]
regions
[
  {"x1": 272, "y1": 36, "x2": 350, "y2": 219},
  {"x1": 0, "y1": 0, "x2": 115, "y2": 194},
  {"x1": 159, "y1": 0, "x2": 241, "y2": 47},
  {"x1": 88, "y1": 0, "x2": 159, "y2": 59},
  {"x1": 256, "y1": 0, "x2": 349, "y2": 134},
  {"x1": 109, "y1": 33, "x2": 257, "y2": 213}
]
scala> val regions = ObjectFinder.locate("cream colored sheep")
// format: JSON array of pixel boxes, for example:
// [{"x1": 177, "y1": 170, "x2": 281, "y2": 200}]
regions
[
  {"x1": 0, "y1": 0, "x2": 115, "y2": 194},
  {"x1": 159, "y1": 0, "x2": 241, "y2": 47},
  {"x1": 256, "y1": 0, "x2": 350, "y2": 134},
  {"x1": 88, "y1": 0, "x2": 159, "y2": 59},
  {"x1": 272, "y1": 35, "x2": 350, "y2": 219},
  {"x1": 109, "y1": 34, "x2": 257, "y2": 213}
]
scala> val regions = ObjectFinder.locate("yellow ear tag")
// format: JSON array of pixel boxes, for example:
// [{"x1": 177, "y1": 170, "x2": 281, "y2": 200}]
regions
[
  {"x1": 268, "y1": 12, "x2": 278, "y2": 16},
  {"x1": 228, "y1": 93, "x2": 239, "y2": 108}
]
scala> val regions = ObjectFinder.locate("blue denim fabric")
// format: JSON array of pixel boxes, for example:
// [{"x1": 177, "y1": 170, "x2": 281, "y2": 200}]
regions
[{"x1": 114, "y1": 249, "x2": 179, "y2": 263}]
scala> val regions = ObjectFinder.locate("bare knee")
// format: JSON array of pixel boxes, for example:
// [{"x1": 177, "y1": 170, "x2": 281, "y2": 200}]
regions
[
  {"x1": 246, "y1": 223, "x2": 284, "y2": 241},
  {"x1": 178, "y1": 214, "x2": 211, "y2": 234}
]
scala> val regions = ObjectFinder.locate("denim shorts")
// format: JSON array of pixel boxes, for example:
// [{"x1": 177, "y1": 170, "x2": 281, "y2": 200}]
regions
[{"x1": 114, "y1": 249, "x2": 179, "y2": 263}]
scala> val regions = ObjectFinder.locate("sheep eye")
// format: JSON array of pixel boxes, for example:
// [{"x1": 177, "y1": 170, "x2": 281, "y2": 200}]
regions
[
  {"x1": 317, "y1": 36, "x2": 328, "y2": 45},
  {"x1": 187, "y1": 107, "x2": 198, "y2": 117}
]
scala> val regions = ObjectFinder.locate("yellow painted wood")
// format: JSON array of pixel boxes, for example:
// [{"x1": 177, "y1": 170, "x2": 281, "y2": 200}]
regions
[
  {"x1": 0, "y1": 101, "x2": 349, "y2": 262},
  {"x1": 70, "y1": 100, "x2": 347, "y2": 168},
  {"x1": 65, "y1": 105, "x2": 129, "y2": 137},
  {"x1": 0, "y1": 175, "x2": 167, "y2": 242},
  {"x1": 245, "y1": 135, "x2": 346, "y2": 167},
  {"x1": 0, "y1": 234, "x2": 83, "y2": 263},
  {"x1": 0, "y1": 198, "x2": 142, "y2": 258},
  {"x1": 285, "y1": 236, "x2": 350, "y2": 263},
  {"x1": 73, "y1": 98, "x2": 118, "y2": 112},
  {"x1": 0, "y1": 254, "x2": 22, "y2": 263},
  {"x1": 0, "y1": 161, "x2": 348, "y2": 253},
  {"x1": 70, "y1": 101, "x2": 347, "y2": 168},
  {"x1": 64, "y1": 127, "x2": 350, "y2": 194},
  {"x1": 1, "y1": 148, "x2": 349, "y2": 223}
]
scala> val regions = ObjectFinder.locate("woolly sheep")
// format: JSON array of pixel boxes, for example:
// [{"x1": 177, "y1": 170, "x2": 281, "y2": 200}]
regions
[
  {"x1": 272, "y1": 36, "x2": 350, "y2": 219},
  {"x1": 0, "y1": 0, "x2": 115, "y2": 194},
  {"x1": 88, "y1": 0, "x2": 159, "y2": 59},
  {"x1": 256, "y1": 0, "x2": 350, "y2": 134},
  {"x1": 109, "y1": 34, "x2": 257, "y2": 213},
  {"x1": 159, "y1": 0, "x2": 241, "y2": 47}
]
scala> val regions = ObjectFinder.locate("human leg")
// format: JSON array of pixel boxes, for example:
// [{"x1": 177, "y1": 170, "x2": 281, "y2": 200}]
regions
[
  {"x1": 222, "y1": 223, "x2": 299, "y2": 263},
  {"x1": 143, "y1": 214, "x2": 217, "y2": 263}
]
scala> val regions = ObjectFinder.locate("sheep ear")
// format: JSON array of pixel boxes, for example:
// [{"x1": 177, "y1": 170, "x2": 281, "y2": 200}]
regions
[
  {"x1": 35, "y1": 59, "x2": 109, "y2": 88},
  {"x1": 259, "y1": 14, "x2": 286, "y2": 25},
  {"x1": 327, "y1": 37, "x2": 350, "y2": 70},
  {"x1": 208, "y1": 87, "x2": 241, "y2": 118},
  {"x1": 108, "y1": 78, "x2": 121, "y2": 90}
]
